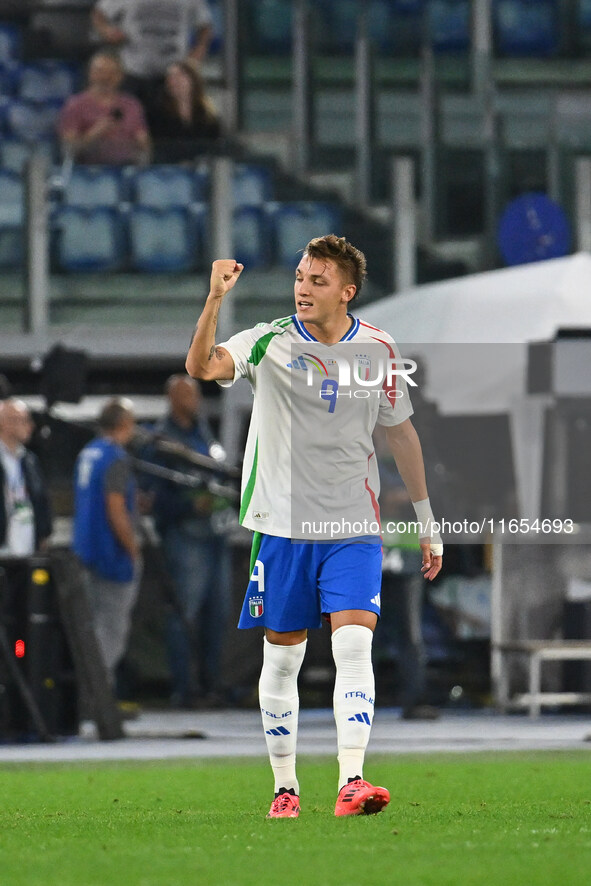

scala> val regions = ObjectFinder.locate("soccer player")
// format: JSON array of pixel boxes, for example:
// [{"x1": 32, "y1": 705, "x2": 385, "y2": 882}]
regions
[{"x1": 186, "y1": 235, "x2": 443, "y2": 818}]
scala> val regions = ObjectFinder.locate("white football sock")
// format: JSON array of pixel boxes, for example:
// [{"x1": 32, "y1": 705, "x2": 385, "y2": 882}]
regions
[
  {"x1": 259, "y1": 636, "x2": 307, "y2": 795},
  {"x1": 332, "y1": 624, "x2": 375, "y2": 791}
]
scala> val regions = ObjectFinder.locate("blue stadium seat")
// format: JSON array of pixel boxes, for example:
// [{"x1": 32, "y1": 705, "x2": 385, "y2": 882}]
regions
[
  {"x1": 63, "y1": 166, "x2": 124, "y2": 208},
  {"x1": 319, "y1": 0, "x2": 358, "y2": 52},
  {"x1": 0, "y1": 165, "x2": 24, "y2": 268},
  {"x1": 208, "y1": 0, "x2": 224, "y2": 54},
  {"x1": 53, "y1": 206, "x2": 126, "y2": 272},
  {"x1": 0, "y1": 227, "x2": 23, "y2": 268},
  {"x1": 578, "y1": 0, "x2": 591, "y2": 50},
  {"x1": 317, "y1": 1, "x2": 398, "y2": 53},
  {"x1": 318, "y1": 0, "x2": 402, "y2": 54},
  {"x1": 130, "y1": 165, "x2": 197, "y2": 208},
  {"x1": 393, "y1": 0, "x2": 424, "y2": 10},
  {"x1": 4, "y1": 98, "x2": 63, "y2": 142},
  {"x1": 247, "y1": 0, "x2": 292, "y2": 53},
  {"x1": 494, "y1": 0, "x2": 560, "y2": 57},
  {"x1": 233, "y1": 164, "x2": 272, "y2": 207},
  {"x1": 368, "y1": 1, "x2": 397, "y2": 52},
  {"x1": 581, "y1": 0, "x2": 591, "y2": 26},
  {"x1": 271, "y1": 202, "x2": 342, "y2": 269},
  {"x1": 0, "y1": 94, "x2": 8, "y2": 130},
  {"x1": 193, "y1": 166, "x2": 209, "y2": 202},
  {"x1": 385, "y1": 0, "x2": 425, "y2": 56},
  {"x1": 16, "y1": 61, "x2": 78, "y2": 102},
  {"x1": 0, "y1": 169, "x2": 24, "y2": 226},
  {"x1": 233, "y1": 206, "x2": 270, "y2": 269},
  {"x1": 251, "y1": 0, "x2": 423, "y2": 56},
  {"x1": 428, "y1": 0, "x2": 470, "y2": 52},
  {"x1": 0, "y1": 138, "x2": 54, "y2": 173},
  {"x1": 0, "y1": 23, "x2": 21, "y2": 67},
  {"x1": 128, "y1": 206, "x2": 203, "y2": 272},
  {"x1": 0, "y1": 61, "x2": 19, "y2": 97}
]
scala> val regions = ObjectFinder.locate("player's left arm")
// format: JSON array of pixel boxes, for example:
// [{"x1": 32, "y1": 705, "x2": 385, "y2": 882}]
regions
[{"x1": 384, "y1": 419, "x2": 443, "y2": 581}]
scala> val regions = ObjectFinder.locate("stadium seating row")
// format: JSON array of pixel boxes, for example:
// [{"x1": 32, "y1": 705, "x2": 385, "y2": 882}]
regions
[
  {"x1": 0, "y1": 158, "x2": 330, "y2": 272},
  {"x1": 0, "y1": 200, "x2": 341, "y2": 273},
  {"x1": 0, "y1": 59, "x2": 79, "y2": 101},
  {"x1": 0, "y1": 163, "x2": 274, "y2": 208},
  {"x1": 0, "y1": 96, "x2": 64, "y2": 142},
  {"x1": 244, "y1": 0, "x2": 565, "y2": 57},
  {"x1": 0, "y1": 2, "x2": 581, "y2": 64},
  {"x1": 0, "y1": 22, "x2": 20, "y2": 66},
  {"x1": 0, "y1": 137, "x2": 54, "y2": 173}
]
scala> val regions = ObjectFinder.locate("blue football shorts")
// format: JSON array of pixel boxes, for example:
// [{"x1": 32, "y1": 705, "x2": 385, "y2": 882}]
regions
[{"x1": 238, "y1": 532, "x2": 383, "y2": 631}]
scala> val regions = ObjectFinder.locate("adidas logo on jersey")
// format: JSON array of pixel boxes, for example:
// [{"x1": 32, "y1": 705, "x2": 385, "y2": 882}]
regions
[{"x1": 370, "y1": 593, "x2": 381, "y2": 607}]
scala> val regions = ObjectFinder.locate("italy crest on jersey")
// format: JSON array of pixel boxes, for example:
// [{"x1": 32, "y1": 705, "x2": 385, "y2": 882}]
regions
[
  {"x1": 249, "y1": 596, "x2": 264, "y2": 618},
  {"x1": 355, "y1": 353, "x2": 372, "y2": 381}
]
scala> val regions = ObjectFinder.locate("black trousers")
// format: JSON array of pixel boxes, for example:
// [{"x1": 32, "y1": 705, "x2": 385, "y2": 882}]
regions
[{"x1": 377, "y1": 570, "x2": 427, "y2": 710}]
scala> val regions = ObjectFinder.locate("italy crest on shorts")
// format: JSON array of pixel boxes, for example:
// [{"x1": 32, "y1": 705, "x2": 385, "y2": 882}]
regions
[{"x1": 249, "y1": 596, "x2": 264, "y2": 618}]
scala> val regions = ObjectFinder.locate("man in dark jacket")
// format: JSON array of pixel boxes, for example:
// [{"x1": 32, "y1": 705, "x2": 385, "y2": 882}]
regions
[
  {"x1": 0, "y1": 399, "x2": 52, "y2": 556},
  {"x1": 148, "y1": 374, "x2": 230, "y2": 707}
]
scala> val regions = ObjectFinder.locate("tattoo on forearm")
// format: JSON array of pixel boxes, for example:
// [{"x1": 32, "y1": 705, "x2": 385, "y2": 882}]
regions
[{"x1": 204, "y1": 304, "x2": 222, "y2": 360}]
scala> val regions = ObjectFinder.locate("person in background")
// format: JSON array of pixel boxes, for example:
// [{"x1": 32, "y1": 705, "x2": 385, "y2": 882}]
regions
[
  {"x1": 148, "y1": 61, "x2": 221, "y2": 162},
  {"x1": 72, "y1": 398, "x2": 141, "y2": 686},
  {"x1": 91, "y1": 0, "x2": 214, "y2": 114},
  {"x1": 374, "y1": 423, "x2": 439, "y2": 720},
  {"x1": 146, "y1": 374, "x2": 231, "y2": 708},
  {"x1": 0, "y1": 399, "x2": 52, "y2": 557},
  {"x1": 0, "y1": 375, "x2": 12, "y2": 400},
  {"x1": 58, "y1": 51, "x2": 151, "y2": 165}
]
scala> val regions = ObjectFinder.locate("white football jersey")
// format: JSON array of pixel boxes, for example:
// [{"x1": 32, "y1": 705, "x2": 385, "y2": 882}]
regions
[{"x1": 219, "y1": 314, "x2": 413, "y2": 539}]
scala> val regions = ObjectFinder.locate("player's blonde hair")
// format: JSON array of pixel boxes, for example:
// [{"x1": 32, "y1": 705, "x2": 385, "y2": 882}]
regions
[{"x1": 304, "y1": 234, "x2": 367, "y2": 301}]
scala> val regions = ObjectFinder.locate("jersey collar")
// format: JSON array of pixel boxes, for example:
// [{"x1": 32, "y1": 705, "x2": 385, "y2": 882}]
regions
[{"x1": 292, "y1": 313, "x2": 360, "y2": 343}]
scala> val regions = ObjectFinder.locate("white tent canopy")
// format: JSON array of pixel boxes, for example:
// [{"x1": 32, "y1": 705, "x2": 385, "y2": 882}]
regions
[
  {"x1": 363, "y1": 252, "x2": 591, "y2": 520},
  {"x1": 362, "y1": 252, "x2": 591, "y2": 416}
]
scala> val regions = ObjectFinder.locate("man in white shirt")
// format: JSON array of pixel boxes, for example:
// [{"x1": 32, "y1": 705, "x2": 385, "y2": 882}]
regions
[
  {"x1": 0, "y1": 399, "x2": 52, "y2": 557},
  {"x1": 92, "y1": 0, "x2": 214, "y2": 108},
  {"x1": 186, "y1": 234, "x2": 443, "y2": 819}
]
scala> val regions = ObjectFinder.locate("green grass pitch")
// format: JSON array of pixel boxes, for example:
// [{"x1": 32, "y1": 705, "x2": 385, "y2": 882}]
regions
[{"x1": 1, "y1": 751, "x2": 590, "y2": 886}]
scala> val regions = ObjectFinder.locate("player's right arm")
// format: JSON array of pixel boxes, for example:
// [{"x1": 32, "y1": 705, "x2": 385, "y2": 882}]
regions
[{"x1": 185, "y1": 259, "x2": 243, "y2": 381}]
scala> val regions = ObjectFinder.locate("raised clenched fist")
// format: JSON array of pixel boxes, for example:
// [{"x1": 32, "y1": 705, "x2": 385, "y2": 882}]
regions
[{"x1": 209, "y1": 260, "x2": 244, "y2": 299}]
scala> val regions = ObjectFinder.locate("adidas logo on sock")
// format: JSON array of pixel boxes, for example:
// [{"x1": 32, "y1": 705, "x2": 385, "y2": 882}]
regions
[
  {"x1": 266, "y1": 726, "x2": 291, "y2": 736},
  {"x1": 348, "y1": 712, "x2": 371, "y2": 725}
]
